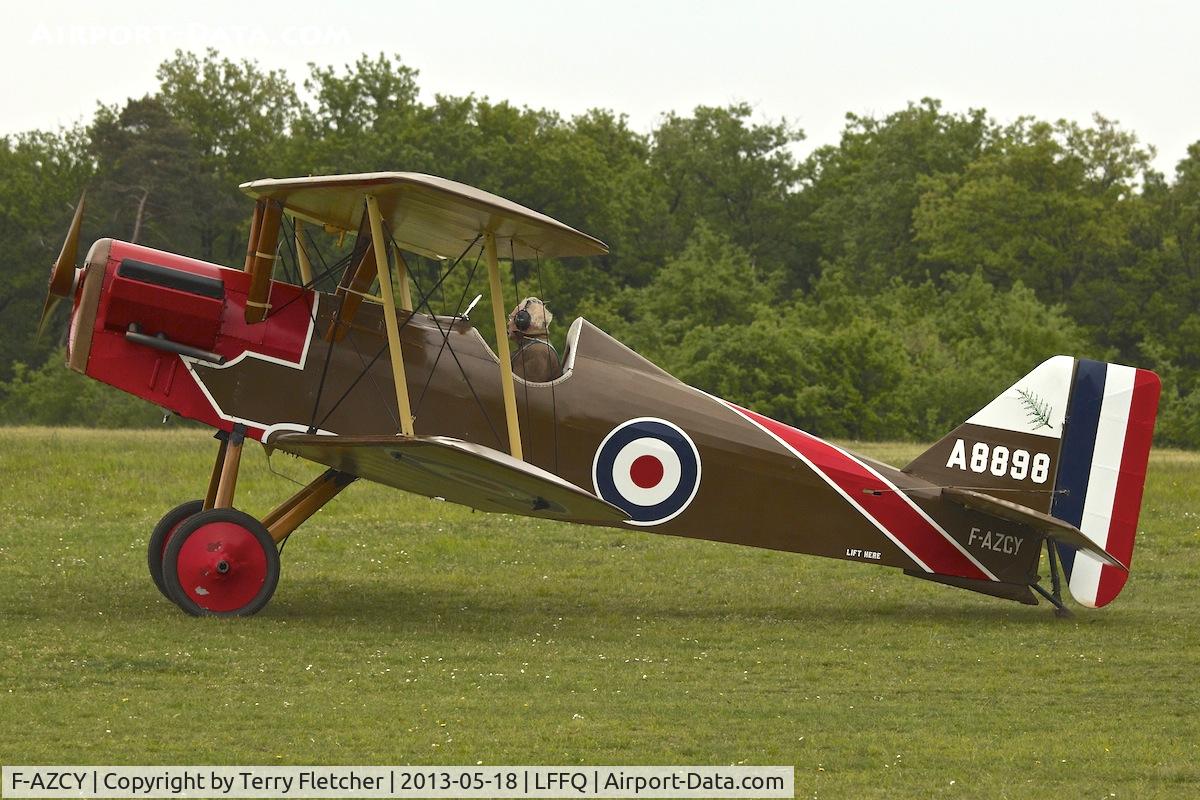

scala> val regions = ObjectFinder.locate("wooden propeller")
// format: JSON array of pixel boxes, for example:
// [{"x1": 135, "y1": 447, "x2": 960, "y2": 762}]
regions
[{"x1": 38, "y1": 191, "x2": 86, "y2": 337}]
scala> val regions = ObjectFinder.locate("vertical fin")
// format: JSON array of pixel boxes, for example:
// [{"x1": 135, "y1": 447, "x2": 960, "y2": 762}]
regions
[{"x1": 904, "y1": 356, "x2": 1074, "y2": 514}]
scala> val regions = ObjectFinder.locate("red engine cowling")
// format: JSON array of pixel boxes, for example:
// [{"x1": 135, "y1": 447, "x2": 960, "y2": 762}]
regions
[
  {"x1": 104, "y1": 257, "x2": 225, "y2": 350},
  {"x1": 67, "y1": 238, "x2": 315, "y2": 439}
]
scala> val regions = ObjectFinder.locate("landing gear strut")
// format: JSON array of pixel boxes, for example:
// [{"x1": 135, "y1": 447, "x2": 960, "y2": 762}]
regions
[
  {"x1": 1031, "y1": 538, "x2": 1073, "y2": 618},
  {"x1": 149, "y1": 424, "x2": 354, "y2": 616}
]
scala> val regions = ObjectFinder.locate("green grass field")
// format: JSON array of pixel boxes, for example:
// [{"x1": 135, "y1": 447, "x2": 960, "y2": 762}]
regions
[{"x1": 0, "y1": 428, "x2": 1197, "y2": 798}]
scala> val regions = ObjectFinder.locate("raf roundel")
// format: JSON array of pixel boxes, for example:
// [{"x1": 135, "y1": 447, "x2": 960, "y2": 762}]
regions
[{"x1": 592, "y1": 418, "x2": 702, "y2": 526}]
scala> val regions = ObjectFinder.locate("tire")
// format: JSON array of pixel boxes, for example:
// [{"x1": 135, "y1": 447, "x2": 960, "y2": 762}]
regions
[
  {"x1": 147, "y1": 499, "x2": 205, "y2": 599},
  {"x1": 162, "y1": 508, "x2": 280, "y2": 617}
]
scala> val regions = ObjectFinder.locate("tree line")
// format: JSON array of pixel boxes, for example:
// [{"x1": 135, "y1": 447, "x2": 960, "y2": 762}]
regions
[{"x1": 2, "y1": 50, "x2": 1197, "y2": 445}]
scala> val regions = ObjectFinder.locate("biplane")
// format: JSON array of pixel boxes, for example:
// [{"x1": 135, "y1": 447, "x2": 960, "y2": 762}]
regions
[{"x1": 39, "y1": 173, "x2": 1160, "y2": 617}]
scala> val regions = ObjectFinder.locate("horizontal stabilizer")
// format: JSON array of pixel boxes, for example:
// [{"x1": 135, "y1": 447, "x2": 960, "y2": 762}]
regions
[
  {"x1": 270, "y1": 432, "x2": 627, "y2": 523},
  {"x1": 942, "y1": 487, "x2": 1125, "y2": 571}
]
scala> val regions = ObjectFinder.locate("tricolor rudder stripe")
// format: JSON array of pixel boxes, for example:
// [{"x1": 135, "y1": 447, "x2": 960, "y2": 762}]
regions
[{"x1": 1051, "y1": 360, "x2": 1161, "y2": 608}]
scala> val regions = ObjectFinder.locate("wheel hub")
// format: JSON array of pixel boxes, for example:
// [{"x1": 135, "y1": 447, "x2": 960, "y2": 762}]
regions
[{"x1": 172, "y1": 519, "x2": 271, "y2": 613}]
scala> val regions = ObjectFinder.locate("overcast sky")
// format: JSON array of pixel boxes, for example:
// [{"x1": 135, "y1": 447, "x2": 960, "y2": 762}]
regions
[{"x1": 6, "y1": 0, "x2": 1197, "y2": 174}]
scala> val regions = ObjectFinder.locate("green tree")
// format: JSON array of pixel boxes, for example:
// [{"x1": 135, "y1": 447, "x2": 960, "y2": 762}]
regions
[
  {"x1": 294, "y1": 52, "x2": 424, "y2": 172},
  {"x1": 651, "y1": 104, "x2": 803, "y2": 275},
  {"x1": 0, "y1": 350, "x2": 160, "y2": 427},
  {"x1": 0, "y1": 128, "x2": 93, "y2": 380},
  {"x1": 1, "y1": 51, "x2": 1195, "y2": 447},
  {"x1": 156, "y1": 49, "x2": 299, "y2": 263},
  {"x1": 798, "y1": 99, "x2": 990, "y2": 290},
  {"x1": 913, "y1": 114, "x2": 1153, "y2": 339},
  {"x1": 592, "y1": 224, "x2": 773, "y2": 360},
  {"x1": 1120, "y1": 143, "x2": 1200, "y2": 445},
  {"x1": 156, "y1": 48, "x2": 298, "y2": 175},
  {"x1": 89, "y1": 96, "x2": 205, "y2": 250}
]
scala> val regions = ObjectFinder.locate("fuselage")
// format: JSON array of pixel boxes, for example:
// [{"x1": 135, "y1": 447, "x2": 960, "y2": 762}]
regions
[{"x1": 66, "y1": 238, "x2": 1040, "y2": 590}]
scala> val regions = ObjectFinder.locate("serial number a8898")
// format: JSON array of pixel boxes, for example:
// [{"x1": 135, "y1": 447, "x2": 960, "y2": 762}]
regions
[{"x1": 945, "y1": 439, "x2": 1050, "y2": 484}]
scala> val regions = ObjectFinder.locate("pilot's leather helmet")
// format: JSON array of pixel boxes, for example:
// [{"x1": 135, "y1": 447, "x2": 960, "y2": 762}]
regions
[{"x1": 507, "y1": 297, "x2": 553, "y2": 337}]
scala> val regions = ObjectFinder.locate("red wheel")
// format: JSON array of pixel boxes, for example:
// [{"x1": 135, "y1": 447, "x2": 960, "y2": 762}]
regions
[
  {"x1": 147, "y1": 499, "x2": 205, "y2": 599},
  {"x1": 162, "y1": 508, "x2": 280, "y2": 617}
]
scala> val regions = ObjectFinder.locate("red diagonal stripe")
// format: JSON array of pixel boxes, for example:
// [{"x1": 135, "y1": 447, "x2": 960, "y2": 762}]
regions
[
  {"x1": 730, "y1": 404, "x2": 993, "y2": 581},
  {"x1": 1095, "y1": 369, "x2": 1161, "y2": 607}
]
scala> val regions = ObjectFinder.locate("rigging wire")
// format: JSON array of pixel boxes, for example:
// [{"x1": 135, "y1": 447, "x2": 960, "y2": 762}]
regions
[
  {"x1": 264, "y1": 447, "x2": 308, "y2": 487},
  {"x1": 511, "y1": 238, "x2": 532, "y2": 453},
  {"x1": 311, "y1": 231, "x2": 484, "y2": 432},
  {"x1": 304, "y1": 215, "x2": 377, "y2": 432},
  {"x1": 534, "y1": 249, "x2": 560, "y2": 474},
  {"x1": 267, "y1": 222, "x2": 353, "y2": 319},
  {"x1": 315, "y1": 341, "x2": 390, "y2": 431},
  {"x1": 414, "y1": 245, "x2": 485, "y2": 411},
  {"x1": 245, "y1": 206, "x2": 504, "y2": 447},
  {"x1": 351, "y1": 229, "x2": 485, "y2": 427},
  {"x1": 390, "y1": 229, "x2": 504, "y2": 449},
  {"x1": 319, "y1": 225, "x2": 399, "y2": 430},
  {"x1": 311, "y1": 219, "x2": 403, "y2": 431},
  {"x1": 270, "y1": 214, "x2": 398, "y2": 432},
  {"x1": 314, "y1": 230, "x2": 497, "y2": 440}
]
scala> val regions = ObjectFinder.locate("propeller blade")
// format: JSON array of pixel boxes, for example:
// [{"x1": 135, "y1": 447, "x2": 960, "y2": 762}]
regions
[
  {"x1": 36, "y1": 295, "x2": 61, "y2": 339},
  {"x1": 37, "y1": 191, "x2": 86, "y2": 337}
]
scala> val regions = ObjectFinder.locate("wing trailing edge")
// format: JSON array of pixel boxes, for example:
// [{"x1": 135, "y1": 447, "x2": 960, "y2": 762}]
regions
[{"x1": 269, "y1": 432, "x2": 627, "y2": 524}]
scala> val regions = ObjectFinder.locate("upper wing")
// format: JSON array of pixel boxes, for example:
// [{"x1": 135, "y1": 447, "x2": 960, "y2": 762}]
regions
[
  {"x1": 269, "y1": 432, "x2": 627, "y2": 524},
  {"x1": 240, "y1": 172, "x2": 607, "y2": 260}
]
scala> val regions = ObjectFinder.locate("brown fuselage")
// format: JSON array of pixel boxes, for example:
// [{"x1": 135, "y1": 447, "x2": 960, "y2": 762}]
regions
[{"x1": 69, "y1": 239, "x2": 1042, "y2": 600}]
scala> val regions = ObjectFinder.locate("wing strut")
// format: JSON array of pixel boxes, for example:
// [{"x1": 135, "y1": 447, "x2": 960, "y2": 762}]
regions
[
  {"x1": 293, "y1": 217, "x2": 314, "y2": 285},
  {"x1": 366, "y1": 194, "x2": 415, "y2": 436},
  {"x1": 484, "y1": 231, "x2": 523, "y2": 460},
  {"x1": 245, "y1": 199, "x2": 283, "y2": 322}
]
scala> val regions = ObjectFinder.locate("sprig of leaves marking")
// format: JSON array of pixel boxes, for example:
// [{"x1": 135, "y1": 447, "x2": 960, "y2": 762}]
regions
[{"x1": 1017, "y1": 388, "x2": 1054, "y2": 431}]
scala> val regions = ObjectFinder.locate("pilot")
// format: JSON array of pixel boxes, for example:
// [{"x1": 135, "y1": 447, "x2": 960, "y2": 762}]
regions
[{"x1": 507, "y1": 297, "x2": 561, "y2": 382}]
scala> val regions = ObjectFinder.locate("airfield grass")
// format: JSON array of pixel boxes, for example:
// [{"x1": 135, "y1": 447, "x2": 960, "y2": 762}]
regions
[{"x1": 0, "y1": 428, "x2": 1197, "y2": 798}]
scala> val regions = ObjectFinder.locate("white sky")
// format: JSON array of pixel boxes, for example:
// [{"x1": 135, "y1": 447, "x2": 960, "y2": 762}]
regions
[{"x1": 5, "y1": 0, "x2": 1198, "y2": 175}]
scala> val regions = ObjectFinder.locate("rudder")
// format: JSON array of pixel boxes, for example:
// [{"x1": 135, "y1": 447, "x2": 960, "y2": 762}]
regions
[{"x1": 1049, "y1": 360, "x2": 1160, "y2": 607}]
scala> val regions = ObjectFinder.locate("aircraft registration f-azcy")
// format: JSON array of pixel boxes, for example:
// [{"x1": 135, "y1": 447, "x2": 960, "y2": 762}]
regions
[{"x1": 39, "y1": 173, "x2": 1161, "y2": 616}]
